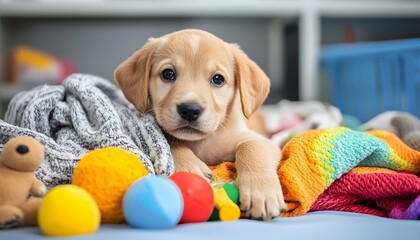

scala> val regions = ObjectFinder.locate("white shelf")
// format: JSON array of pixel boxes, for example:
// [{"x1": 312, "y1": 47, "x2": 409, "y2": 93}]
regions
[
  {"x1": 1, "y1": 0, "x2": 420, "y2": 101},
  {"x1": 1, "y1": 0, "x2": 420, "y2": 18},
  {"x1": 0, "y1": 0, "x2": 301, "y2": 17},
  {"x1": 319, "y1": 0, "x2": 420, "y2": 18}
]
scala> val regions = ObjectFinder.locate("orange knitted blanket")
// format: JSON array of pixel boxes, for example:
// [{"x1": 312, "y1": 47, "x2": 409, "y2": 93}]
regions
[{"x1": 210, "y1": 127, "x2": 420, "y2": 218}]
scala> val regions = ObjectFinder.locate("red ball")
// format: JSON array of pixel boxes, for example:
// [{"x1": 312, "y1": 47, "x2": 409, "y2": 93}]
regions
[{"x1": 169, "y1": 172, "x2": 214, "y2": 223}]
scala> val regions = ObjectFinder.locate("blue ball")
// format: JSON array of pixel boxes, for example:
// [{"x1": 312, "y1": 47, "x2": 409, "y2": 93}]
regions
[{"x1": 123, "y1": 176, "x2": 183, "y2": 229}]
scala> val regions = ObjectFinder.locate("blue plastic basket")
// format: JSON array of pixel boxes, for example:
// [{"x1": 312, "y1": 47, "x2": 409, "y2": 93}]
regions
[{"x1": 321, "y1": 38, "x2": 420, "y2": 122}]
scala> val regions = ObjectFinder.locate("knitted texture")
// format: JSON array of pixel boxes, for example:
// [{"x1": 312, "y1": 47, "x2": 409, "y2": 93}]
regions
[
  {"x1": 210, "y1": 162, "x2": 237, "y2": 183},
  {"x1": 278, "y1": 127, "x2": 420, "y2": 217},
  {"x1": 0, "y1": 74, "x2": 174, "y2": 188},
  {"x1": 310, "y1": 167, "x2": 420, "y2": 219},
  {"x1": 72, "y1": 147, "x2": 149, "y2": 223},
  {"x1": 211, "y1": 127, "x2": 420, "y2": 219},
  {"x1": 390, "y1": 196, "x2": 420, "y2": 219}
]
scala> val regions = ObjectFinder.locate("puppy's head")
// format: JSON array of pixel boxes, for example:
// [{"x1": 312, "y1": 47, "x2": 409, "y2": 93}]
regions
[{"x1": 115, "y1": 29, "x2": 270, "y2": 141}]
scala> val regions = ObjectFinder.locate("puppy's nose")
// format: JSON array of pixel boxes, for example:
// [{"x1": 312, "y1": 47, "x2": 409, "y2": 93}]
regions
[
  {"x1": 16, "y1": 145, "x2": 29, "y2": 154},
  {"x1": 177, "y1": 103, "x2": 203, "y2": 122}
]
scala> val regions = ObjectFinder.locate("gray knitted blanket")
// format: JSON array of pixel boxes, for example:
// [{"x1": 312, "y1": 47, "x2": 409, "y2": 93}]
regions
[{"x1": 0, "y1": 74, "x2": 174, "y2": 188}]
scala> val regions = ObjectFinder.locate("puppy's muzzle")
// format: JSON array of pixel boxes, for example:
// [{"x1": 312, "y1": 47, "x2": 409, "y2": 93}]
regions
[{"x1": 177, "y1": 103, "x2": 203, "y2": 122}]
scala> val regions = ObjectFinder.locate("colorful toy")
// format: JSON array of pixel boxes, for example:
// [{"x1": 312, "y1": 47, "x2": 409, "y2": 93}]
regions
[
  {"x1": 209, "y1": 182, "x2": 240, "y2": 221},
  {"x1": 38, "y1": 185, "x2": 100, "y2": 237},
  {"x1": 169, "y1": 172, "x2": 214, "y2": 223},
  {"x1": 123, "y1": 176, "x2": 183, "y2": 229},
  {"x1": 72, "y1": 147, "x2": 149, "y2": 223},
  {"x1": 6, "y1": 46, "x2": 77, "y2": 85},
  {"x1": 0, "y1": 136, "x2": 46, "y2": 229}
]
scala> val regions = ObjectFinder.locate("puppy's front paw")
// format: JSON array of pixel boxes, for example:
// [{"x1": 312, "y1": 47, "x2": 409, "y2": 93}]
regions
[
  {"x1": 235, "y1": 173, "x2": 286, "y2": 221},
  {"x1": 174, "y1": 158, "x2": 213, "y2": 181}
]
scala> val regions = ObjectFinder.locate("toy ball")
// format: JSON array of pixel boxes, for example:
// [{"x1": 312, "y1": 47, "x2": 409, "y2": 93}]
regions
[
  {"x1": 169, "y1": 172, "x2": 214, "y2": 223},
  {"x1": 123, "y1": 176, "x2": 183, "y2": 229},
  {"x1": 38, "y1": 185, "x2": 100, "y2": 237},
  {"x1": 72, "y1": 147, "x2": 149, "y2": 223}
]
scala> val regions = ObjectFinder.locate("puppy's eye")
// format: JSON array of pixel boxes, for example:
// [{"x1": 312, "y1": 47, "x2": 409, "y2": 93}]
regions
[
  {"x1": 161, "y1": 69, "x2": 176, "y2": 81},
  {"x1": 210, "y1": 74, "x2": 225, "y2": 86}
]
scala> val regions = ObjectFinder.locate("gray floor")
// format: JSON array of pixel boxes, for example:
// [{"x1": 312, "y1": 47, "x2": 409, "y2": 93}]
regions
[{"x1": 1, "y1": 211, "x2": 420, "y2": 240}]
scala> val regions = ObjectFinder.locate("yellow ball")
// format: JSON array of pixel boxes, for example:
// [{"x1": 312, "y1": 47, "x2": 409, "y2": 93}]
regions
[
  {"x1": 72, "y1": 147, "x2": 149, "y2": 223},
  {"x1": 38, "y1": 185, "x2": 100, "y2": 237}
]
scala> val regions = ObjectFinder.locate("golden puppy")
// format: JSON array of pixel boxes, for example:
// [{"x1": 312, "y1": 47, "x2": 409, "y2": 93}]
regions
[{"x1": 115, "y1": 29, "x2": 286, "y2": 220}]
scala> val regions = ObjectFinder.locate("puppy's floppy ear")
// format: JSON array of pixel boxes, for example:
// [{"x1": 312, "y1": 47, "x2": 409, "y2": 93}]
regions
[
  {"x1": 114, "y1": 38, "x2": 159, "y2": 112},
  {"x1": 231, "y1": 44, "x2": 270, "y2": 119}
]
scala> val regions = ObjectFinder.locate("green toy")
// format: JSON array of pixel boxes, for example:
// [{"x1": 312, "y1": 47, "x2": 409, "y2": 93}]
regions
[{"x1": 209, "y1": 182, "x2": 240, "y2": 221}]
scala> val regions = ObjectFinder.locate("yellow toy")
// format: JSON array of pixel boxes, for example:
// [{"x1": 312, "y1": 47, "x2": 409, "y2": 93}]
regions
[
  {"x1": 38, "y1": 185, "x2": 100, "y2": 237},
  {"x1": 72, "y1": 147, "x2": 149, "y2": 223},
  {"x1": 212, "y1": 183, "x2": 240, "y2": 221}
]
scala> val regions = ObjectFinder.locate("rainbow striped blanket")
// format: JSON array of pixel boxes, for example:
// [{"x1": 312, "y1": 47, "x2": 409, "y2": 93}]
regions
[{"x1": 211, "y1": 127, "x2": 420, "y2": 220}]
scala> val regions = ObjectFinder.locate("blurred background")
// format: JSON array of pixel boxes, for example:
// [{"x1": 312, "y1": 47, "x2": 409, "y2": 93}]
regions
[{"x1": 0, "y1": 0, "x2": 420, "y2": 122}]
